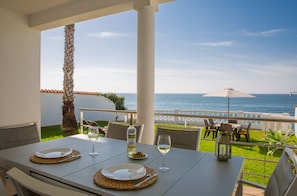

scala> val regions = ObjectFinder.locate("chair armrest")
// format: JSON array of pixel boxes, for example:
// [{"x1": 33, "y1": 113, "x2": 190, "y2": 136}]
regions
[
  {"x1": 240, "y1": 179, "x2": 266, "y2": 190},
  {"x1": 235, "y1": 179, "x2": 265, "y2": 196}
]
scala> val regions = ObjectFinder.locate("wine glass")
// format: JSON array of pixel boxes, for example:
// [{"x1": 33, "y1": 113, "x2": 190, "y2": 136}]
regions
[
  {"x1": 157, "y1": 134, "x2": 171, "y2": 171},
  {"x1": 87, "y1": 126, "x2": 99, "y2": 156}
]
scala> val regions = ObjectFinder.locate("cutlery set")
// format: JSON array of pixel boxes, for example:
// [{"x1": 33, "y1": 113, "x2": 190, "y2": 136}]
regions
[
  {"x1": 56, "y1": 154, "x2": 82, "y2": 163},
  {"x1": 134, "y1": 173, "x2": 158, "y2": 187}
]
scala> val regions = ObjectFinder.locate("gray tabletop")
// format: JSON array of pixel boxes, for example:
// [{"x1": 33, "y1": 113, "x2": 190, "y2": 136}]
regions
[{"x1": 0, "y1": 134, "x2": 244, "y2": 196}]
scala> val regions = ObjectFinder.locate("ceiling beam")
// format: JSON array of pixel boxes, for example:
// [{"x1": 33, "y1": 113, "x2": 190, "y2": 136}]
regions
[
  {"x1": 30, "y1": 0, "x2": 132, "y2": 30},
  {"x1": 30, "y1": 0, "x2": 174, "y2": 30}
]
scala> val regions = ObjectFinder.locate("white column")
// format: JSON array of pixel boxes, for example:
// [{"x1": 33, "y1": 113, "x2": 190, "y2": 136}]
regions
[{"x1": 134, "y1": 0, "x2": 158, "y2": 144}]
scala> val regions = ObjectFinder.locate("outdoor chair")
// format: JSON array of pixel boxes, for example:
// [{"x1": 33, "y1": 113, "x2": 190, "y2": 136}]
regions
[
  {"x1": 220, "y1": 123, "x2": 234, "y2": 140},
  {"x1": 83, "y1": 119, "x2": 106, "y2": 136},
  {"x1": 0, "y1": 122, "x2": 40, "y2": 150},
  {"x1": 285, "y1": 175, "x2": 297, "y2": 196},
  {"x1": 155, "y1": 126, "x2": 201, "y2": 151},
  {"x1": 105, "y1": 122, "x2": 144, "y2": 143},
  {"x1": 203, "y1": 119, "x2": 217, "y2": 139},
  {"x1": 0, "y1": 122, "x2": 40, "y2": 195},
  {"x1": 228, "y1": 119, "x2": 238, "y2": 124},
  {"x1": 237, "y1": 123, "x2": 251, "y2": 142},
  {"x1": 235, "y1": 148, "x2": 297, "y2": 196},
  {"x1": 0, "y1": 177, "x2": 8, "y2": 196},
  {"x1": 7, "y1": 167, "x2": 89, "y2": 196}
]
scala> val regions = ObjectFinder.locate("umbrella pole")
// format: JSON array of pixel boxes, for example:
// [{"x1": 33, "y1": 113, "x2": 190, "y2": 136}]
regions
[{"x1": 227, "y1": 98, "x2": 230, "y2": 117}]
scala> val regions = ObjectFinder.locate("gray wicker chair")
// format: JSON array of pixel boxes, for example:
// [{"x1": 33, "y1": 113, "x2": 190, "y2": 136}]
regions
[
  {"x1": 105, "y1": 122, "x2": 144, "y2": 143},
  {"x1": 235, "y1": 148, "x2": 297, "y2": 196},
  {"x1": 155, "y1": 126, "x2": 201, "y2": 151},
  {"x1": 7, "y1": 167, "x2": 88, "y2": 196}
]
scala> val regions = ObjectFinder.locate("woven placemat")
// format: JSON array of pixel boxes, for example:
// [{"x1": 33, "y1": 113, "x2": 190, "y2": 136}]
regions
[
  {"x1": 94, "y1": 166, "x2": 158, "y2": 190},
  {"x1": 30, "y1": 150, "x2": 81, "y2": 164}
]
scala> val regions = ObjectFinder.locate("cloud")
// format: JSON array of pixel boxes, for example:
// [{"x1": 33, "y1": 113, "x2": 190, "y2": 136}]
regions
[
  {"x1": 88, "y1": 31, "x2": 127, "y2": 39},
  {"x1": 194, "y1": 41, "x2": 235, "y2": 47},
  {"x1": 242, "y1": 28, "x2": 284, "y2": 37}
]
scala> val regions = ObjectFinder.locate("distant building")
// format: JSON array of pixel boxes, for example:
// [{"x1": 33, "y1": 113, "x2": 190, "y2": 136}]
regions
[{"x1": 41, "y1": 89, "x2": 117, "y2": 126}]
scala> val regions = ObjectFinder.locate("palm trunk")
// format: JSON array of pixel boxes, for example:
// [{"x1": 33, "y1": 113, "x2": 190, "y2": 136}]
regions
[{"x1": 61, "y1": 24, "x2": 77, "y2": 136}]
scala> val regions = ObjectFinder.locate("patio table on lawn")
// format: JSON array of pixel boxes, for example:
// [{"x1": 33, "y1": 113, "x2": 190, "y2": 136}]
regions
[{"x1": 215, "y1": 123, "x2": 242, "y2": 140}]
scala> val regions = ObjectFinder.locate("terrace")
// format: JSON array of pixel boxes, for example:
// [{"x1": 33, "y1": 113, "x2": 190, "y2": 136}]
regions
[{"x1": 1, "y1": 1, "x2": 296, "y2": 195}]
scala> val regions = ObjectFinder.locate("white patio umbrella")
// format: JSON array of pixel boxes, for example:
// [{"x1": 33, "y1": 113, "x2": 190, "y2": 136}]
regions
[{"x1": 203, "y1": 88, "x2": 255, "y2": 116}]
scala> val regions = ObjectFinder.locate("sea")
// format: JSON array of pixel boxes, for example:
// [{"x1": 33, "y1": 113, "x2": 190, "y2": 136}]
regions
[{"x1": 118, "y1": 93, "x2": 297, "y2": 117}]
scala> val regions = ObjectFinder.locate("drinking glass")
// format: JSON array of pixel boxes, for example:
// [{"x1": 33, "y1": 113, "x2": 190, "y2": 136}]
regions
[
  {"x1": 157, "y1": 134, "x2": 171, "y2": 171},
  {"x1": 87, "y1": 126, "x2": 99, "y2": 156}
]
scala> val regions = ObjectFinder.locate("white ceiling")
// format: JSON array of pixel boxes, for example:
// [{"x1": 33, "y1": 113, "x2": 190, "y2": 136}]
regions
[
  {"x1": 0, "y1": 0, "x2": 174, "y2": 30},
  {"x1": 0, "y1": 0, "x2": 75, "y2": 15}
]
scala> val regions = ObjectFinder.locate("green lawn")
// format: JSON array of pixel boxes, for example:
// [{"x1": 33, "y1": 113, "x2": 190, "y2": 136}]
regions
[{"x1": 41, "y1": 122, "x2": 295, "y2": 186}]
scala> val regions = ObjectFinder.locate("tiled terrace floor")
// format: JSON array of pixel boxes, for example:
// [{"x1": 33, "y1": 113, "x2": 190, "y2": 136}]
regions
[{"x1": 233, "y1": 185, "x2": 264, "y2": 196}]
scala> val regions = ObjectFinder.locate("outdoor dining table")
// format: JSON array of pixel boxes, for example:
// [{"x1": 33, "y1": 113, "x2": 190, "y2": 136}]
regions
[
  {"x1": 215, "y1": 123, "x2": 242, "y2": 130},
  {"x1": 0, "y1": 134, "x2": 244, "y2": 196}
]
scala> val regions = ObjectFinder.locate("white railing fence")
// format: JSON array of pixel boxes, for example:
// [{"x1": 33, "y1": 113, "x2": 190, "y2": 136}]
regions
[{"x1": 79, "y1": 108, "x2": 295, "y2": 134}]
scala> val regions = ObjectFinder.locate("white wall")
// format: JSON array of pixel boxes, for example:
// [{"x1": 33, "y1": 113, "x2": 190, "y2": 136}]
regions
[
  {"x1": 41, "y1": 93, "x2": 117, "y2": 126},
  {"x1": 0, "y1": 7, "x2": 41, "y2": 129}
]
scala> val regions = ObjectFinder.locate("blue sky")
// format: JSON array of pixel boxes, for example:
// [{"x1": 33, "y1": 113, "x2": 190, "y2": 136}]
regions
[{"x1": 41, "y1": 0, "x2": 297, "y2": 94}]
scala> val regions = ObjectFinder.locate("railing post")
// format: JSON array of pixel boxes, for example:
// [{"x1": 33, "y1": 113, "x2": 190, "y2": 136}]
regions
[
  {"x1": 295, "y1": 105, "x2": 297, "y2": 136},
  {"x1": 80, "y1": 111, "x2": 83, "y2": 134},
  {"x1": 238, "y1": 111, "x2": 244, "y2": 125}
]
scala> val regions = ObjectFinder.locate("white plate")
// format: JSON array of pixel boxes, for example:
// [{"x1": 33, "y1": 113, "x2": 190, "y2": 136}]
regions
[
  {"x1": 129, "y1": 153, "x2": 148, "y2": 160},
  {"x1": 35, "y1": 148, "x2": 73, "y2": 159},
  {"x1": 101, "y1": 163, "x2": 146, "y2": 181}
]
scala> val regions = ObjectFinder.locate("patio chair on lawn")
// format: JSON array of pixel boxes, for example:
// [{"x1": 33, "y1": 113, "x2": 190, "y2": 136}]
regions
[
  {"x1": 208, "y1": 118, "x2": 218, "y2": 138},
  {"x1": 220, "y1": 123, "x2": 234, "y2": 140},
  {"x1": 83, "y1": 120, "x2": 106, "y2": 136},
  {"x1": 7, "y1": 167, "x2": 89, "y2": 196},
  {"x1": 155, "y1": 126, "x2": 201, "y2": 151},
  {"x1": 237, "y1": 123, "x2": 251, "y2": 142},
  {"x1": 105, "y1": 122, "x2": 144, "y2": 143},
  {"x1": 235, "y1": 148, "x2": 297, "y2": 196},
  {"x1": 203, "y1": 119, "x2": 217, "y2": 139},
  {"x1": 228, "y1": 119, "x2": 238, "y2": 124}
]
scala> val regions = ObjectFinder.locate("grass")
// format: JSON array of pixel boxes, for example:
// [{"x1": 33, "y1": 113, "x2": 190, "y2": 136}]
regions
[{"x1": 41, "y1": 122, "x2": 296, "y2": 186}]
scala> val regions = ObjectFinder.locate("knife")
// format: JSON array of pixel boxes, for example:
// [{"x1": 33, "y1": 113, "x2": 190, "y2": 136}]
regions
[
  {"x1": 134, "y1": 173, "x2": 158, "y2": 187},
  {"x1": 57, "y1": 154, "x2": 81, "y2": 163}
]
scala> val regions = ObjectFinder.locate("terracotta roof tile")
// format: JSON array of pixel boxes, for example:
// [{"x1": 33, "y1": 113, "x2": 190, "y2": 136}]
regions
[{"x1": 40, "y1": 89, "x2": 100, "y2": 96}]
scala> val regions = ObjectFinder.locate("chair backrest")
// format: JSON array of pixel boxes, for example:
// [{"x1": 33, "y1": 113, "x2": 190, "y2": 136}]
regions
[
  {"x1": 0, "y1": 176, "x2": 8, "y2": 196},
  {"x1": 105, "y1": 122, "x2": 144, "y2": 143},
  {"x1": 285, "y1": 176, "x2": 297, "y2": 196},
  {"x1": 0, "y1": 122, "x2": 40, "y2": 150},
  {"x1": 155, "y1": 126, "x2": 201, "y2": 151},
  {"x1": 228, "y1": 119, "x2": 237, "y2": 124},
  {"x1": 264, "y1": 148, "x2": 297, "y2": 196},
  {"x1": 244, "y1": 123, "x2": 252, "y2": 133},
  {"x1": 208, "y1": 118, "x2": 215, "y2": 126},
  {"x1": 7, "y1": 167, "x2": 88, "y2": 196},
  {"x1": 220, "y1": 123, "x2": 232, "y2": 135},
  {"x1": 203, "y1": 119, "x2": 209, "y2": 128}
]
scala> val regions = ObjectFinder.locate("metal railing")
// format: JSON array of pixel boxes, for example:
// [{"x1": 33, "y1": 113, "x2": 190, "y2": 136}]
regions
[
  {"x1": 79, "y1": 107, "x2": 296, "y2": 132},
  {"x1": 79, "y1": 107, "x2": 297, "y2": 185}
]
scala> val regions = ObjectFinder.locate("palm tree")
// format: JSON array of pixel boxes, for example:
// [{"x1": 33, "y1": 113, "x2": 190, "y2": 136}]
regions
[{"x1": 61, "y1": 24, "x2": 78, "y2": 136}]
